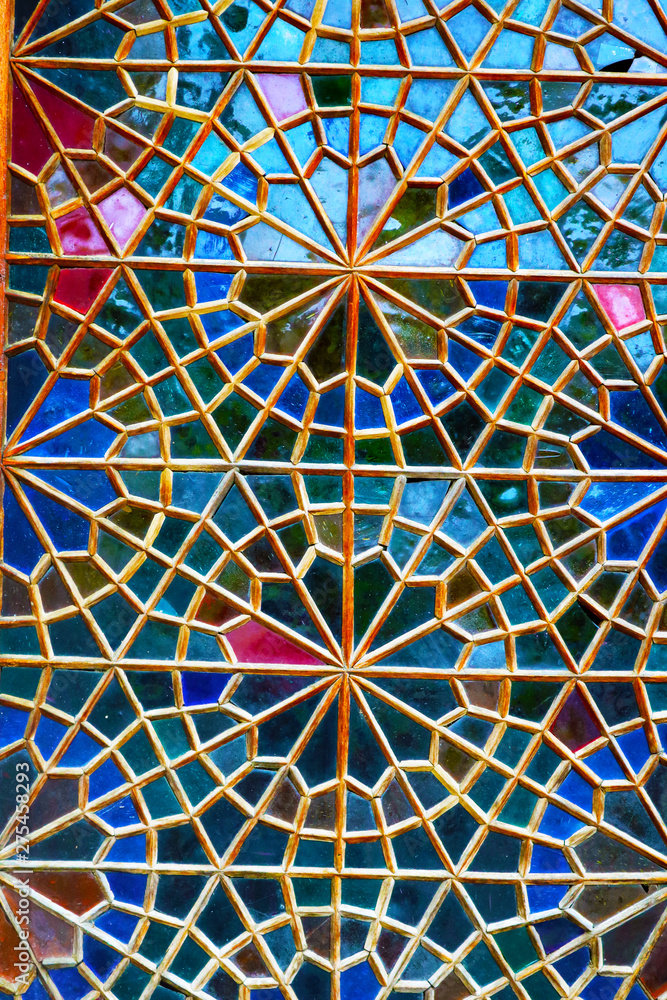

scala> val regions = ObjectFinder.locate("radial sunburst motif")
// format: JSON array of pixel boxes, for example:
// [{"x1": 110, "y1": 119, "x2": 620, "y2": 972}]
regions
[{"x1": 4, "y1": 1, "x2": 667, "y2": 999}]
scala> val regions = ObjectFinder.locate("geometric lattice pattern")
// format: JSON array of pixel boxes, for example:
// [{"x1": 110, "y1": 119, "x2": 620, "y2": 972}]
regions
[{"x1": 4, "y1": 0, "x2": 667, "y2": 999}]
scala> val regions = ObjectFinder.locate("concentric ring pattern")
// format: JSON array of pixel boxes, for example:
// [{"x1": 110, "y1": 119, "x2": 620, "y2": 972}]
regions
[{"x1": 4, "y1": 1, "x2": 667, "y2": 999}]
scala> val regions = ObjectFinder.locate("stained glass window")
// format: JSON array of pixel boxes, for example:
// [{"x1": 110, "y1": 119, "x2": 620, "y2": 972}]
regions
[{"x1": 4, "y1": 1, "x2": 667, "y2": 998}]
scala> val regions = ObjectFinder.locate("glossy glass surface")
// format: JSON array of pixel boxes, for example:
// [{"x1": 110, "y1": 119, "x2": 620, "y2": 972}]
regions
[{"x1": 4, "y1": 1, "x2": 667, "y2": 998}]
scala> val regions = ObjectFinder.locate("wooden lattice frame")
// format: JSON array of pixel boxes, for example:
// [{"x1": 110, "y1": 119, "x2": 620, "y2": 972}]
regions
[{"x1": 2, "y1": 1, "x2": 667, "y2": 999}]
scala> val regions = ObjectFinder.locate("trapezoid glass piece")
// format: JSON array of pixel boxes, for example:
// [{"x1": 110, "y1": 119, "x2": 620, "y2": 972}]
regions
[{"x1": 3, "y1": 1, "x2": 667, "y2": 999}]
